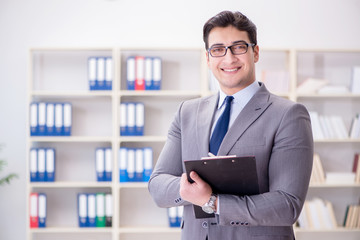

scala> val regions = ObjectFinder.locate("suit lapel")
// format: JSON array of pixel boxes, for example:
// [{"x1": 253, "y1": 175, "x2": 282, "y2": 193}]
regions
[
  {"x1": 218, "y1": 85, "x2": 272, "y2": 156},
  {"x1": 196, "y1": 94, "x2": 219, "y2": 158}
]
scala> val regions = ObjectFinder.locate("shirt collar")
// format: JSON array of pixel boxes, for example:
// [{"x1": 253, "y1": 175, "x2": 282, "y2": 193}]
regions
[{"x1": 217, "y1": 81, "x2": 260, "y2": 109}]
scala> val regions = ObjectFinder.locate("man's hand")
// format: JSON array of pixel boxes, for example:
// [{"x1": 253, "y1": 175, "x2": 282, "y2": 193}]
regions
[{"x1": 179, "y1": 171, "x2": 213, "y2": 206}]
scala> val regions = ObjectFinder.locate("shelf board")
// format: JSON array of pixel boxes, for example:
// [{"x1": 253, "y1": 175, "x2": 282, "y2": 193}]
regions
[
  {"x1": 296, "y1": 93, "x2": 360, "y2": 98},
  {"x1": 119, "y1": 182, "x2": 148, "y2": 189},
  {"x1": 30, "y1": 227, "x2": 112, "y2": 233},
  {"x1": 29, "y1": 136, "x2": 113, "y2": 142},
  {"x1": 118, "y1": 226, "x2": 181, "y2": 233},
  {"x1": 31, "y1": 91, "x2": 113, "y2": 97},
  {"x1": 119, "y1": 136, "x2": 167, "y2": 142},
  {"x1": 314, "y1": 139, "x2": 360, "y2": 143},
  {"x1": 294, "y1": 227, "x2": 360, "y2": 233},
  {"x1": 119, "y1": 90, "x2": 201, "y2": 98},
  {"x1": 310, "y1": 183, "x2": 360, "y2": 188},
  {"x1": 30, "y1": 181, "x2": 113, "y2": 188}
]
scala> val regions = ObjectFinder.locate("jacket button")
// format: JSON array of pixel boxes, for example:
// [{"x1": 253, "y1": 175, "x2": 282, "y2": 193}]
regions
[
  {"x1": 202, "y1": 221, "x2": 208, "y2": 228},
  {"x1": 230, "y1": 221, "x2": 235, "y2": 225}
]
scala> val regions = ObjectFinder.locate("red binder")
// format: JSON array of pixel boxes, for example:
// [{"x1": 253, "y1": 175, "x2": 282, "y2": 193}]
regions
[
  {"x1": 29, "y1": 193, "x2": 39, "y2": 228},
  {"x1": 135, "y1": 56, "x2": 145, "y2": 90}
]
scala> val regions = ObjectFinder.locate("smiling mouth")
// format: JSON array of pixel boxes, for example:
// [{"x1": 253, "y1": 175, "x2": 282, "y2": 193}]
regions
[{"x1": 222, "y1": 67, "x2": 241, "y2": 72}]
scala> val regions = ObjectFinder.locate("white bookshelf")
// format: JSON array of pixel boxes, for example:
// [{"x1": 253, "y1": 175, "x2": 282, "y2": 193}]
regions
[{"x1": 26, "y1": 47, "x2": 360, "y2": 240}]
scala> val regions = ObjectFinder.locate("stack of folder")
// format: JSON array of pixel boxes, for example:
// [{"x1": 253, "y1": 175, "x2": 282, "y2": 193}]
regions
[
  {"x1": 118, "y1": 147, "x2": 153, "y2": 182},
  {"x1": 119, "y1": 102, "x2": 144, "y2": 136},
  {"x1": 95, "y1": 147, "x2": 112, "y2": 182},
  {"x1": 126, "y1": 56, "x2": 162, "y2": 90},
  {"x1": 88, "y1": 56, "x2": 113, "y2": 90},
  {"x1": 30, "y1": 102, "x2": 72, "y2": 136},
  {"x1": 78, "y1": 193, "x2": 112, "y2": 227},
  {"x1": 29, "y1": 193, "x2": 47, "y2": 228},
  {"x1": 30, "y1": 148, "x2": 55, "y2": 182},
  {"x1": 343, "y1": 203, "x2": 360, "y2": 228},
  {"x1": 168, "y1": 206, "x2": 183, "y2": 227}
]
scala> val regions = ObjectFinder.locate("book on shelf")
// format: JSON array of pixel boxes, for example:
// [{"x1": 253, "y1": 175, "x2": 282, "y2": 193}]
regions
[
  {"x1": 30, "y1": 102, "x2": 72, "y2": 136},
  {"x1": 168, "y1": 206, "x2": 183, "y2": 228},
  {"x1": 261, "y1": 70, "x2": 290, "y2": 93},
  {"x1": 297, "y1": 198, "x2": 337, "y2": 229},
  {"x1": 77, "y1": 193, "x2": 112, "y2": 228},
  {"x1": 351, "y1": 66, "x2": 360, "y2": 93},
  {"x1": 30, "y1": 148, "x2": 56, "y2": 182},
  {"x1": 308, "y1": 112, "x2": 348, "y2": 140},
  {"x1": 317, "y1": 85, "x2": 349, "y2": 94},
  {"x1": 349, "y1": 114, "x2": 360, "y2": 139},
  {"x1": 325, "y1": 172, "x2": 356, "y2": 184},
  {"x1": 126, "y1": 56, "x2": 162, "y2": 91},
  {"x1": 296, "y1": 78, "x2": 328, "y2": 94},
  {"x1": 352, "y1": 153, "x2": 360, "y2": 183},
  {"x1": 310, "y1": 153, "x2": 325, "y2": 184},
  {"x1": 95, "y1": 147, "x2": 112, "y2": 182},
  {"x1": 343, "y1": 204, "x2": 360, "y2": 228},
  {"x1": 118, "y1": 147, "x2": 153, "y2": 182},
  {"x1": 119, "y1": 102, "x2": 144, "y2": 136},
  {"x1": 88, "y1": 56, "x2": 112, "y2": 91},
  {"x1": 29, "y1": 193, "x2": 47, "y2": 228}
]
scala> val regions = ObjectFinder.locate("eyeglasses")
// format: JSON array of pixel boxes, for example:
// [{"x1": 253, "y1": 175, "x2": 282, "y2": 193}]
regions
[{"x1": 208, "y1": 42, "x2": 256, "y2": 57}]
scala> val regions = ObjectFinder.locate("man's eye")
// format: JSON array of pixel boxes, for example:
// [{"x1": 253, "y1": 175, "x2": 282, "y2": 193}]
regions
[
  {"x1": 212, "y1": 47, "x2": 224, "y2": 53},
  {"x1": 233, "y1": 44, "x2": 247, "y2": 50}
]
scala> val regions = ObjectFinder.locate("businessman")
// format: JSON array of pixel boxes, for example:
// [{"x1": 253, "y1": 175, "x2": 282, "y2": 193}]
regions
[{"x1": 148, "y1": 10, "x2": 313, "y2": 240}]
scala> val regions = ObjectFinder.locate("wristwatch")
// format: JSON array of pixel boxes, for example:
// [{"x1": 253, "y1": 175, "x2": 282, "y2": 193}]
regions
[{"x1": 202, "y1": 193, "x2": 217, "y2": 214}]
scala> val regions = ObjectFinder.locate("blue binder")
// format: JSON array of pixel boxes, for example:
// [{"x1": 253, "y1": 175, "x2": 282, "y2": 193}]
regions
[
  {"x1": 143, "y1": 147, "x2": 153, "y2": 182},
  {"x1": 45, "y1": 148, "x2": 55, "y2": 182},
  {"x1": 88, "y1": 57, "x2": 97, "y2": 90},
  {"x1": 120, "y1": 103, "x2": 127, "y2": 136},
  {"x1": 95, "y1": 148, "x2": 105, "y2": 182},
  {"x1": 144, "y1": 57, "x2": 153, "y2": 90},
  {"x1": 119, "y1": 147, "x2": 128, "y2": 182},
  {"x1": 78, "y1": 193, "x2": 88, "y2": 227},
  {"x1": 45, "y1": 103, "x2": 55, "y2": 136},
  {"x1": 127, "y1": 57, "x2": 136, "y2": 90},
  {"x1": 104, "y1": 148, "x2": 112, "y2": 182},
  {"x1": 38, "y1": 102, "x2": 47, "y2": 136},
  {"x1": 135, "y1": 148, "x2": 144, "y2": 181},
  {"x1": 96, "y1": 57, "x2": 105, "y2": 90},
  {"x1": 37, "y1": 149, "x2": 46, "y2": 182},
  {"x1": 127, "y1": 149, "x2": 136, "y2": 182},
  {"x1": 30, "y1": 148, "x2": 38, "y2": 182},
  {"x1": 135, "y1": 103, "x2": 144, "y2": 136},
  {"x1": 87, "y1": 193, "x2": 96, "y2": 227},
  {"x1": 63, "y1": 103, "x2": 72, "y2": 136},
  {"x1": 38, "y1": 193, "x2": 47, "y2": 228},
  {"x1": 30, "y1": 103, "x2": 38, "y2": 136},
  {"x1": 55, "y1": 103, "x2": 63, "y2": 136},
  {"x1": 152, "y1": 57, "x2": 162, "y2": 90},
  {"x1": 105, "y1": 57, "x2": 112, "y2": 90}
]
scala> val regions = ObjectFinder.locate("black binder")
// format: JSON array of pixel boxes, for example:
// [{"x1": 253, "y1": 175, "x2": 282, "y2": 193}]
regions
[{"x1": 184, "y1": 156, "x2": 260, "y2": 218}]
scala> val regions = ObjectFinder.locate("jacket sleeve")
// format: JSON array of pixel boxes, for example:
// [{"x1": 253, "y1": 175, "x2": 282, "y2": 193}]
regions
[{"x1": 148, "y1": 102, "x2": 189, "y2": 208}]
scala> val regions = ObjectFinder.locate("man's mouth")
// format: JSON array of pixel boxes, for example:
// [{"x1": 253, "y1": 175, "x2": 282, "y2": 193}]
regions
[{"x1": 222, "y1": 67, "x2": 241, "y2": 72}]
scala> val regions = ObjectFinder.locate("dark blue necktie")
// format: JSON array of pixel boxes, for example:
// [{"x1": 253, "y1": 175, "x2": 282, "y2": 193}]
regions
[{"x1": 209, "y1": 96, "x2": 234, "y2": 155}]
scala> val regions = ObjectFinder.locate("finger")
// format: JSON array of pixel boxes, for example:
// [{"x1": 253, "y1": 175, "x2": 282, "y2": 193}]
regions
[{"x1": 190, "y1": 171, "x2": 201, "y2": 183}]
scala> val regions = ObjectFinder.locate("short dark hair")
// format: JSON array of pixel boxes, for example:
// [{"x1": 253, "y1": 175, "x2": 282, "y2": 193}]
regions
[{"x1": 203, "y1": 11, "x2": 257, "y2": 50}]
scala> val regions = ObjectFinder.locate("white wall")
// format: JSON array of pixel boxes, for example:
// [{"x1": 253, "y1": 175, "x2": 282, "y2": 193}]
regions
[{"x1": 0, "y1": 0, "x2": 359, "y2": 239}]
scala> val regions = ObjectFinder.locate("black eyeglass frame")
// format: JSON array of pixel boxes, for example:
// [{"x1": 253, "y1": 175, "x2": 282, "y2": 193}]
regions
[{"x1": 207, "y1": 42, "x2": 256, "y2": 57}]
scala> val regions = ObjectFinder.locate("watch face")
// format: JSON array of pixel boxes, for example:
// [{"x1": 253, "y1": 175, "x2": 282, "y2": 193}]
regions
[{"x1": 202, "y1": 205, "x2": 215, "y2": 214}]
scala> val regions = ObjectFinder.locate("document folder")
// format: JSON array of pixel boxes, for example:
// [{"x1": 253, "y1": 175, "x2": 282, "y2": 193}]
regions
[{"x1": 184, "y1": 156, "x2": 260, "y2": 219}]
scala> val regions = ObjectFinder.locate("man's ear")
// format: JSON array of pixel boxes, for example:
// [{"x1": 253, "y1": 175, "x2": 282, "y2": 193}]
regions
[
  {"x1": 253, "y1": 45, "x2": 259, "y2": 63},
  {"x1": 206, "y1": 51, "x2": 210, "y2": 66}
]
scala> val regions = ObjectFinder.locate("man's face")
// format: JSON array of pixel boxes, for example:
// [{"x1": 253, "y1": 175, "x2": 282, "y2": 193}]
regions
[{"x1": 206, "y1": 25, "x2": 259, "y2": 95}]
